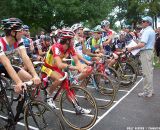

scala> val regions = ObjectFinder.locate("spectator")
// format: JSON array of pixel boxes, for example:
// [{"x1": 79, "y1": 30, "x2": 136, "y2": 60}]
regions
[
  {"x1": 127, "y1": 16, "x2": 155, "y2": 97},
  {"x1": 154, "y1": 27, "x2": 160, "y2": 63}
]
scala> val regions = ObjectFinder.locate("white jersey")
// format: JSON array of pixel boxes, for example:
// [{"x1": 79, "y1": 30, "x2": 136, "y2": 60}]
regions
[{"x1": 73, "y1": 38, "x2": 83, "y2": 56}]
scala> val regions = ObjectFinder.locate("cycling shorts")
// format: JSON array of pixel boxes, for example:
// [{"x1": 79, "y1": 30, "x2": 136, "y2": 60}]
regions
[{"x1": 0, "y1": 65, "x2": 21, "y2": 79}]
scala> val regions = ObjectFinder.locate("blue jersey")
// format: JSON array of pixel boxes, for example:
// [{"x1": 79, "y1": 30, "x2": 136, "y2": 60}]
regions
[{"x1": 22, "y1": 36, "x2": 31, "y2": 56}]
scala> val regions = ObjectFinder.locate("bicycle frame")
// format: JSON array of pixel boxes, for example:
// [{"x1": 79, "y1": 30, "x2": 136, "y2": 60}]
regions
[
  {"x1": 0, "y1": 78, "x2": 15, "y2": 128},
  {"x1": 36, "y1": 70, "x2": 80, "y2": 108}
]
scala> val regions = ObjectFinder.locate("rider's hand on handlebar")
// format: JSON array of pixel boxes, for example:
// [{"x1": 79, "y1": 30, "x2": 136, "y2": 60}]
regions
[
  {"x1": 86, "y1": 61, "x2": 93, "y2": 65},
  {"x1": 14, "y1": 82, "x2": 26, "y2": 93},
  {"x1": 126, "y1": 47, "x2": 132, "y2": 52},
  {"x1": 96, "y1": 53, "x2": 104, "y2": 57},
  {"x1": 32, "y1": 76, "x2": 41, "y2": 85}
]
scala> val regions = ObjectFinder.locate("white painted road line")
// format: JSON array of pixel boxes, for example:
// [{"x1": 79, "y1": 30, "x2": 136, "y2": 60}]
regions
[
  {"x1": 0, "y1": 115, "x2": 38, "y2": 130},
  {"x1": 89, "y1": 77, "x2": 143, "y2": 130}
]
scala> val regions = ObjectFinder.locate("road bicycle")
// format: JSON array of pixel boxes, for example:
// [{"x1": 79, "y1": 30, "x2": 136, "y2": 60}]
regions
[
  {"x1": 34, "y1": 66, "x2": 98, "y2": 130},
  {"x1": 113, "y1": 50, "x2": 137, "y2": 87},
  {"x1": 0, "y1": 77, "x2": 64, "y2": 130}
]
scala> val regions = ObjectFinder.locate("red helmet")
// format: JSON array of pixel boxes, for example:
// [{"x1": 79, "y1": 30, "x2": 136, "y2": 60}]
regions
[{"x1": 59, "y1": 29, "x2": 75, "y2": 40}]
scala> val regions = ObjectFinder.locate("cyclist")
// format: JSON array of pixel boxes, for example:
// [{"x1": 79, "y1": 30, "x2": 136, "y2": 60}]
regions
[
  {"x1": 100, "y1": 20, "x2": 119, "y2": 67},
  {"x1": 83, "y1": 27, "x2": 92, "y2": 41},
  {"x1": 101, "y1": 20, "x2": 114, "y2": 55},
  {"x1": 71, "y1": 23, "x2": 92, "y2": 64},
  {"x1": 22, "y1": 25, "x2": 34, "y2": 58},
  {"x1": 0, "y1": 18, "x2": 41, "y2": 93},
  {"x1": 50, "y1": 25, "x2": 57, "y2": 44},
  {"x1": 41, "y1": 29, "x2": 92, "y2": 113},
  {"x1": 34, "y1": 35, "x2": 51, "y2": 60},
  {"x1": 86, "y1": 25, "x2": 104, "y2": 54}
]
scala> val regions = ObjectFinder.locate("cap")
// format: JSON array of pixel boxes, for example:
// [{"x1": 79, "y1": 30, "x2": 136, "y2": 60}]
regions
[{"x1": 142, "y1": 16, "x2": 153, "y2": 24}]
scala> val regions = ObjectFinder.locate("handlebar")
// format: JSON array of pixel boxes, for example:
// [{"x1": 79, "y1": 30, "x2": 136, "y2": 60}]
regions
[
  {"x1": 62, "y1": 58, "x2": 73, "y2": 62},
  {"x1": 33, "y1": 61, "x2": 44, "y2": 66},
  {"x1": 59, "y1": 72, "x2": 68, "y2": 81},
  {"x1": 23, "y1": 80, "x2": 34, "y2": 86}
]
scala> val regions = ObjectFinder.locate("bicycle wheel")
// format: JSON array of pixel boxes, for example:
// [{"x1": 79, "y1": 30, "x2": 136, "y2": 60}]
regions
[
  {"x1": 0, "y1": 76, "x2": 14, "y2": 105},
  {"x1": 107, "y1": 67, "x2": 121, "y2": 91},
  {"x1": 59, "y1": 86, "x2": 98, "y2": 130},
  {"x1": 90, "y1": 73, "x2": 116, "y2": 109},
  {"x1": 117, "y1": 62, "x2": 137, "y2": 87},
  {"x1": 0, "y1": 93, "x2": 15, "y2": 130},
  {"x1": 24, "y1": 100, "x2": 64, "y2": 130}
]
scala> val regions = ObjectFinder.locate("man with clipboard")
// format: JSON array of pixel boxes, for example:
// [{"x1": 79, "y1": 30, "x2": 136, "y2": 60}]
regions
[{"x1": 127, "y1": 16, "x2": 155, "y2": 98}]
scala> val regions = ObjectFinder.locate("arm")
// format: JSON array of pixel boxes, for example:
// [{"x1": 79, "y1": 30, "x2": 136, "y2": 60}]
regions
[
  {"x1": 38, "y1": 49, "x2": 46, "y2": 56},
  {"x1": 30, "y1": 39, "x2": 34, "y2": 52},
  {"x1": 0, "y1": 55, "x2": 22, "y2": 84},
  {"x1": 103, "y1": 37, "x2": 112, "y2": 46},
  {"x1": 19, "y1": 48, "x2": 39, "y2": 78},
  {"x1": 0, "y1": 54, "x2": 24, "y2": 93},
  {"x1": 77, "y1": 53, "x2": 91, "y2": 65}
]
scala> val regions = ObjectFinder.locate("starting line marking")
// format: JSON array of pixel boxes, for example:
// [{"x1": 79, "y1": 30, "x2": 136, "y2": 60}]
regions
[{"x1": 89, "y1": 77, "x2": 143, "y2": 130}]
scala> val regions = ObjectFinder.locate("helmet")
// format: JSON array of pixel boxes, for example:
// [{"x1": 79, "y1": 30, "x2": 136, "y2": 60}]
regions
[
  {"x1": 40, "y1": 35, "x2": 51, "y2": 41},
  {"x1": 93, "y1": 25, "x2": 104, "y2": 32},
  {"x1": 59, "y1": 29, "x2": 75, "y2": 40},
  {"x1": 71, "y1": 23, "x2": 83, "y2": 32},
  {"x1": 51, "y1": 25, "x2": 57, "y2": 31},
  {"x1": 83, "y1": 27, "x2": 91, "y2": 32},
  {"x1": 1, "y1": 18, "x2": 23, "y2": 31},
  {"x1": 101, "y1": 20, "x2": 110, "y2": 27},
  {"x1": 22, "y1": 25, "x2": 29, "y2": 30},
  {"x1": 44, "y1": 35, "x2": 51, "y2": 41},
  {"x1": 124, "y1": 25, "x2": 132, "y2": 29}
]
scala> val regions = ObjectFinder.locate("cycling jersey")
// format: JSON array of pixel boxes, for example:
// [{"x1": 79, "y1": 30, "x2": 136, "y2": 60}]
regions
[
  {"x1": 42, "y1": 43, "x2": 76, "y2": 75},
  {"x1": 73, "y1": 38, "x2": 83, "y2": 56},
  {"x1": 0, "y1": 37, "x2": 25, "y2": 58},
  {"x1": 22, "y1": 36, "x2": 32, "y2": 56},
  {"x1": 73, "y1": 37, "x2": 92, "y2": 62},
  {"x1": 101, "y1": 30, "x2": 113, "y2": 54},
  {"x1": 0, "y1": 37, "x2": 25, "y2": 77},
  {"x1": 86, "y1": 37, "x2": 102, "y2": 53},
  {"x1": 34, "y1": 39, "x2": 50, "y2": 55}
]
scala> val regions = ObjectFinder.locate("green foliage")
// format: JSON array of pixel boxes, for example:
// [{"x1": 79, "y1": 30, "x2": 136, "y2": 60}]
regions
[
  {"x1": 0, "y1": 0, "x2": 160, "y2": 35},
  {"x1": 0, "y1": 0, "x2": 113, "y2": 35}
]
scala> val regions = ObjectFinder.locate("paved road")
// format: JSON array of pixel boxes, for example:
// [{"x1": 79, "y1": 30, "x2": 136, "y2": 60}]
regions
[
  {"x1": 91, "y1": 68, "x2": 160, "y2": 130},
  {"x1": 1, "y1": 68, "x2": 160, "y2": 130}
]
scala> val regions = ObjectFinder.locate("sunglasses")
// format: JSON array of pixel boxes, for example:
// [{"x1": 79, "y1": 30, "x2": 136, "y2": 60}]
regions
[
  {"x1": 142, "y1": 20, "x2": 147, "y2": 23},
  {"x1": 94, "y1": 32, "x2": 102, "y2": 34}
]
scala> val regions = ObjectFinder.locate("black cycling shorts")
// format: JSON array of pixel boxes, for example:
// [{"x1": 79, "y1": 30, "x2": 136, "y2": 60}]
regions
[{"x1": 0, "y1": 65, "x2": 21, "y2": 79}]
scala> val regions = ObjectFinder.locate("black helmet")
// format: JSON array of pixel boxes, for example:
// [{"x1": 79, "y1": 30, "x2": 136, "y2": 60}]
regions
[
  {"x1": 1, "y1": 18, "x2": 23, "y2": 31},
  {"x1": 40, "y1": 35, "x2": 51, "y2": 42},
  {"x1": 22, "y1": 25, "x2": 29, "y2": 31}
]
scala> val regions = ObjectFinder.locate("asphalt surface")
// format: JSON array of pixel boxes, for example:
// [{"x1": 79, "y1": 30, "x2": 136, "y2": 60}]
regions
[
  {"x1": 1, "y1": 68, "x2": 160, "y2": 130},
  {"x1": 91, "y1": 68, "x2": 160, "y2": 130}
]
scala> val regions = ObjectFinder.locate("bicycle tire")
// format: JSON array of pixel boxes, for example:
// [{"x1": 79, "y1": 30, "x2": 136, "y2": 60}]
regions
[
  {"x1": 0, "y1": 90, "x2": 15, "y2": 130},
  {"x1": 0, "y1": 76, "x2": 14, "y2": 105},
  {"x1": 117, "y1": 62, "x2": 137, "y2": 87},
  {"x1": 24, "y1": 100, "x2": 65, "y2": 130},
  {"x1": 107, "y1": 67, "x2": 121, "y2": 92},
  {"x1": 89, "y1": 73, "x2": 116, "y2": 109},
  {"x1": 59, "y1": 86, "x2": 98, "y2": 130}
]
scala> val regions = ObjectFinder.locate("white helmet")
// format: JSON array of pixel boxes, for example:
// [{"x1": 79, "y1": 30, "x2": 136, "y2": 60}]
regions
[
  {"x1": 101, "y1": 20, "x2": 110, "y2": 27},
  {"x1": 83, "y1": 27, "x2": 90, "y2": 32},
  {"x1": 71, "y1": 23, "x2": 83, "y2": 32}
]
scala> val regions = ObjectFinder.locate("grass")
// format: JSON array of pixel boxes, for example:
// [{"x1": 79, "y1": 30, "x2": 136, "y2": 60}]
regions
[{"x1": 153, "y1": 55, "x2": 160, "y2": 69}]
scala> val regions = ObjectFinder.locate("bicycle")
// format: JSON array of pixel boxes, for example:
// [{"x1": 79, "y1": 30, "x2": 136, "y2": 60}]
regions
[
  {"x1": 62, "y1": 56, "x2": 117, "y2": 109},
  {"x1": 39, "y1": 66, "x2": 98, "y2": 130},
  {"x1": 113, "y1": 50, "x2": 137, "y2": 87},
  {"x1": 77, "y1": 55, "x2": 117, "y2": 109},
  {"x1": 0, "y1": 77, "x2": 64, "y2": 130}
]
